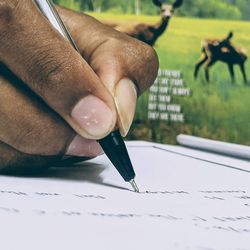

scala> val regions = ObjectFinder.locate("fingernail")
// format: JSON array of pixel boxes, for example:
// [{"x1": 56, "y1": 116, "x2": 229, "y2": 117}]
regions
[
  {"x1": 71, "y1": 95, "x2": 114, "y2": 138},
  {"x1": 115, "y1": 78, "x2": 137, "y2": 137},
  {"x1": 66, "y1": 135, "x2": 103, "y2": 157}
]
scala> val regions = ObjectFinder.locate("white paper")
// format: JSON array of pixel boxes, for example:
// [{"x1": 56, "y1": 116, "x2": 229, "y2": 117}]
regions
[{"x1": 0, "y1": 142, "x2": 249, "y2": 250}]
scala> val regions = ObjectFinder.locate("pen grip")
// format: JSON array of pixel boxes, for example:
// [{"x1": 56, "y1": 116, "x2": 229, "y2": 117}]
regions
[{"x1": 99, "y1": 130, "x2": 136, "y2": 182}]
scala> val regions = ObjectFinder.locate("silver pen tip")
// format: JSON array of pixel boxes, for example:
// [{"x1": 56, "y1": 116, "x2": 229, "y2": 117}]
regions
[{"x1": 129, "y1": 179, "x2": 139, "y2": 193}]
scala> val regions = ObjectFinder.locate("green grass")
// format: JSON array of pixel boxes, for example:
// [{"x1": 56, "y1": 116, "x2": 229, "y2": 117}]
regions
[{"x1": 90, "y1": 13, "x2": 250, "y2": 145}]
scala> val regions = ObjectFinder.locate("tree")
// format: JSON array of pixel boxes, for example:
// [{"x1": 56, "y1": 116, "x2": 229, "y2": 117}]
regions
[
  {"x1": 235, "y1": 0, "x2": 250, "y2": 20},
  {"x1": 135, "y1": 0, "x2": 141, "y2": 16},
  {"x1": 177, "y1": 0, "x2": 242, "y2": 20},
  {"x1": 55, "y1": 0, "x2": 245, "y2": 20}
]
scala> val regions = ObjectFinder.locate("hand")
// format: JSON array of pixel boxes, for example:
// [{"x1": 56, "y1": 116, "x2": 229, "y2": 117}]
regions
[{"x1": 0, "y1": 1, "x2": 159, "y2": 171}]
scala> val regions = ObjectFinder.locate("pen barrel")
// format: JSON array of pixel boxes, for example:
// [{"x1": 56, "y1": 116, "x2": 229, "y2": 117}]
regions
[{"x1": 99, "y1": 130, "x2": 136, "y2": 182}]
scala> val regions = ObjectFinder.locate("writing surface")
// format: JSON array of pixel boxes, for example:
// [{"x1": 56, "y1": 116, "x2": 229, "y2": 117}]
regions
[{"x1": 0, "y1": 142, "x2": 249, "y2": 250}]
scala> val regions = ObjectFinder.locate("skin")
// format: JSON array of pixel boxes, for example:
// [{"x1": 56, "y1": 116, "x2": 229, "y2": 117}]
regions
[{"x1": 0, "y1": 1, "x2": 159, "y2": 172}]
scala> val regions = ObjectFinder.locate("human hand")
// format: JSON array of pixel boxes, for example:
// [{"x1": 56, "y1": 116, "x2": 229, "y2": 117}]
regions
[{"x1": 0, "y1": 1, "x2": 159, "y2": 170}]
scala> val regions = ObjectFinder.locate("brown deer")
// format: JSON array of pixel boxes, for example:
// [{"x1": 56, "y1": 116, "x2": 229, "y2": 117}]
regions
[
  {"x1": 194, "y1": 32, "x2": 248, "y2": 84},
  {"x1": 103, "y1": 0, "x2": 183, "y2": 46}
]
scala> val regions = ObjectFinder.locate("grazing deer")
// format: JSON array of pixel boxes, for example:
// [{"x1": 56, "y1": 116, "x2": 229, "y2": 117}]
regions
[
  {"x1": 194, "y1": 32, "x2": 248, "y2": 84},
  {"x1": 103, "y1": 0, "x2": 183, "y2": 46}
]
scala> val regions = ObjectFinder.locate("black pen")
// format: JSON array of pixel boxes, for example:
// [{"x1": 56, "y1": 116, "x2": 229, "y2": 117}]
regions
[{"x1": 34, "y1": 0, "x2": 139, "y2": 192}]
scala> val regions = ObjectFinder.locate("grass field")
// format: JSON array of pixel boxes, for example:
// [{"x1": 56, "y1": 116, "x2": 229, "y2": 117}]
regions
[{"x1": 91, "y1": 13, "x2": 250, "y2": 145}]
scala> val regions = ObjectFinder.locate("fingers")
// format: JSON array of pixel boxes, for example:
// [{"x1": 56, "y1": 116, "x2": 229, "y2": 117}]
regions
[
  {"x1": 57, "y1": 7, "x2": 159, "y2": 136},
  {"x1": 57, "y1": 7, "x2": 159, "y2": 93},
  {"x1": 0, "y1": 140, "x2": 90, "y2": 173},
  {"x1": 0, "y1": 140, "x2": 94, "y2": 174},
  {"x1": 0, "y1": 1, "x2": 117, "y2": 140},
  {"x1": 0, "y1": 140, "x2": 60, "y2": 174},
  {"x1": 89, "y1": 38, "x2": 159, "y2": 136},
  {"x1": 89, "y1": 39, "x2": 158, "y2": 136},
  {"x1": 0, "y1": 64, "x2": 102, "y2": 158}
]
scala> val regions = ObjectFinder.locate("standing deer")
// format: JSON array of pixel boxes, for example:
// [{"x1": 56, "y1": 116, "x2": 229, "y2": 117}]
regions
[
  {"x1": 103, "y1": 0, "x2": 183, "y2": 46},
  {"x1": 194, "y1": 32, "x2": 248, "y2": 84}
]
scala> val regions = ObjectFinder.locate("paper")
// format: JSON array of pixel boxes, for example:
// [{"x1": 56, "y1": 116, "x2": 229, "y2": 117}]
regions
[{"x1": 0, "y1": 142, "x2": 249, "y2": 250}]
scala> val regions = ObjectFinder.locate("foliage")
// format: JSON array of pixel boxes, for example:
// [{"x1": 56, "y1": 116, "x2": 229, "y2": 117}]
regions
[
  {"x1": 177, "y1": 0, "x2": 242, "y2": 20},
  {"x1": 55, "y1": 0, "x2": 250, "y2": 20},
  {"x1": 54, "y1": 0, "x2": 80, "y2": 11},
  {"x1": 52, "y1": 0, "x2": 250, "y2": 144}
]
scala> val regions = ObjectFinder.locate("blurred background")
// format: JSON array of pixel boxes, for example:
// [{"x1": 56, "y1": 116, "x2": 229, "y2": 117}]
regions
[
  {"x1": 55, "y1": 0, "x2": 250, "y2": 146},
  {"x1": 55, "y1": 0, "x2": 250, "y2": 20}
]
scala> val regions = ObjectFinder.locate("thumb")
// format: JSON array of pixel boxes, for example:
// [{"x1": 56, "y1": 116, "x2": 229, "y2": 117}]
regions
[{"x1": 99, "y1": 71, "x2": 138, "y2": 137}]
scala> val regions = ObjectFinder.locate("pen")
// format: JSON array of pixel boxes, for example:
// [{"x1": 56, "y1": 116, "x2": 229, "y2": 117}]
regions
[
  {"x1": 177, "y1": 134, "x2": 250, "y2": 161},
  {"x1": 34, "y1": 0, "x2": 139, "y2": 192}
]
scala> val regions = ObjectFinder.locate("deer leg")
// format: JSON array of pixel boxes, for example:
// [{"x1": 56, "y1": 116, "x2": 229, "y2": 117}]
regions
[
  {"x1": 194, "y1": 54, "x2": 208, "y2": 79},
  {"x1": 239, "y1": 63, "x2": 247, "y2": 84},
  {"x1": 227, "y1": 64, "x2": 235, "y2": 83},
  {"x1": 204, "y1": 59, "x2": 216, "y2": 83}
]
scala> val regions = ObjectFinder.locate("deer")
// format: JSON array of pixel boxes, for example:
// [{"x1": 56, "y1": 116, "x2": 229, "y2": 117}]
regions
[
  {"x1": 194, "y1": 32, "x2": 248, "y2": 84},
  {"x1": 103, "y1": 0, "x2": 183, "y2": 46}
]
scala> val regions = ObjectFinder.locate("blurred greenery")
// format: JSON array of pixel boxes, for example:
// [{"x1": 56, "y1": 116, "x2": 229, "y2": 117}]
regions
[
  {"x1": 90, "y1": 14, "x2": 250, "y2": 145},
  {"x1": 54, "y1": 1, "x2": 250, "y2": 145},
  {"x1": 55, "y1": 0, "x2": 250, "y2": 20}
]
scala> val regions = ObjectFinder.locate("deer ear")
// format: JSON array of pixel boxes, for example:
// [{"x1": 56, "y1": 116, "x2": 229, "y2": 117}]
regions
[
  {"x1": 173, "y1": 0, "x2": 183, "y2": 9},
  {"x1": 227, "y1": 31, "x2": 233, "y2": 40},
  {"x1": 224, "y1": 31, "x2": 233, "y2": 41},
  {"x1": 152, "y1": 0, "x2": 162, "y2": 7}
]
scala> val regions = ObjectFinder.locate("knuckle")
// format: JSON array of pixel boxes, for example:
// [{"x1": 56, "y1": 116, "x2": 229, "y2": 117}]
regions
[
  {"x1": 125, "y1": 40, "x2": 159, "y2": 92},
  {"x1": 143, "y1": 44, "x2": 159, "y2": 68},
  {"x1": 27, "y1": 48, "x2": 77, "y2": 95},
  {"x1": 41, "y1": 60, "x2": 69, "y2": 89},
  {"x1": 109, "y1": 35, "x2": 159, "y2": 93},
  {"x1": 135, "y1": 43, "x2": 159, "y2": 90},
  {"x1": 124, "y1": 36, "x2": 159, "y2": 70},
  {"x1": 144, "y1": 45, "x2": 159, "y2": 80},
  {"x1": 0, "y1": 0, "x2": 17, "y2": 26},
  {"x1": 0, "y1": 2, "x2": 15, "y2": 42}
]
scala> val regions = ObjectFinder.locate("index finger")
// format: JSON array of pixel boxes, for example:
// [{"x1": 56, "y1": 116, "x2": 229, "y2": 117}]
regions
[{"x1": 0, "y1": 0, "x2": 117, "y2": 140}]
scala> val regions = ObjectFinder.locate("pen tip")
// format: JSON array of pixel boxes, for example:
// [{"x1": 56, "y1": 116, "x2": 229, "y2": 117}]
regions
[{"x1": 129, "y1": 179, "x2": 139, "y2": 193}]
